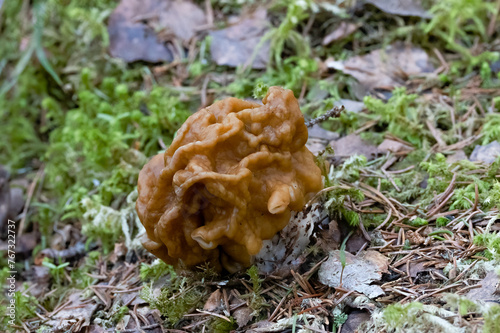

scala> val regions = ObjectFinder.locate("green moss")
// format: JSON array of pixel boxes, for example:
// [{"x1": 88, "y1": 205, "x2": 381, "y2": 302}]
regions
[
  {"x1": 244, "y1": 266, "x2": 268, "y2": 316},
  {"x1": 112, "y1": 306, "x2": 129, "y2": 324},
  {"x1": 474, "y1": 232, "x2": 500, "y2": 260},
  {"x1": 406, "y1": 217, "x2": 428, "y2": 228},
  {"x1": 383, "y1": 302, "x2": 423, "y2": 330},
  {"x1": 207, "y1": 316, "x2": 238, "y2": 333},
  {"x1": 364, "y1": 88, "x2": 424, "y2": 147},
  {"x1": 80, "y1": 190, "x2": 139, "y2": 254},
  {"x1": 141, "y1": 280, "x2": 207, "y2": 325},
  {"x1": 333, "y1": 312, "x2": 348, "y2": 331},
  {"x1": 484, "y1": 304, "x2": 500, "y2": 333},
  {"x1": 422, "y1": 0, "x2": 498, "y2": 73},
  {"x1": 42, "y1": 258, "x2": 70, "y2": 286},
  {"x1": 1, "y1": 291, "x2": 39, "y2": 328},
  {"x1": 140, "y1": 260, "x2": 176, "y2": 283},
  {"x1": 436, "y1": 217, "x2": 450, "y2": 227},
  {"x1": 483, "y1": 114, "x2": 500, "y2": 145},
  {"x1": 253, "y1": 82, "x2": 269, "y2": 99}
]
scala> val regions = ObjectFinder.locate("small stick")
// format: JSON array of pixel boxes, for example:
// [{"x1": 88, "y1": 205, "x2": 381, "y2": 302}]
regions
[
  {"x1": 305, "y1": 106, "x2": 344, "y2": 128},
  {"x1": 19, "y1": 166, "x2": 44, "y2": 236}
]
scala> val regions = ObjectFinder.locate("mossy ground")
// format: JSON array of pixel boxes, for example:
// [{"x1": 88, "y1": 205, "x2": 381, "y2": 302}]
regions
[{"x1": 1, "y1": 0, "x2": 500, "y2": 332}]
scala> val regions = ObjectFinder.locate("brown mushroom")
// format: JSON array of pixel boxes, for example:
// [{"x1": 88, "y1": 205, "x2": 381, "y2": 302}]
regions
[{"x1": 136, "y1": 86, "x2": 323, "y2": 272}]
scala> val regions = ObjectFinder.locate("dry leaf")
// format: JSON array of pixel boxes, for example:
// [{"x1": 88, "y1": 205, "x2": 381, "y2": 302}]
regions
[
  {"x1": 327, "y1": 42, "x2": 434, "y2": 90},
  {"x1": 203, "y1": 289, "x2": 223, "y2": 311},
  {"x1": 109, "y1": 242, "x2": 128, "y2": 264},
  {"x1": 307, "y1": 124, "x2": 339, "y2": 155},
  {"x1": 108, "y1": 0, "x2": 206, "y2": 63},
  {"x1": 318, "y1": 250, "x2": 388, "y2": 298},
  {"x1": 323, "y1": 22, "x2": 359, "y2": 45},
  {"x1": 249, "y1": 314, "x2": 325, "y2": 332},
  {"x1": 339, "y1": 99, "x2": 365, "y2": 113},
  {"x1": 209, "y1": 8, "x2": 270, "y2": 69},
  {"x1": 306, "y1": 138, "x2": 328, "y2": 155},
  {"x1": 363, "y1": 0, "x2": 432, "y2": 18},
  {"x1": 255, "y1": 202, "x2": 327, "y2": 276},
  {"x1": 88, "y1": 325, "x2": 107, "y2": 333},
  {"x1": 446, "y1": 150, "x2": 467, "y2": 163},
  {"x1": 46, "y1": 292, "x2": 99, "y2": 332},
  {"x1": 377, "y1": 138, "x2": 414, "y2": 154},
  {"x1": 330, "y1": 134, "x2": 380, "y2": 160},
  {"x1": 469, "y1": 141, "x2": 500, "y2": 164},
  {"x1": 345, "y1": 231, "x2": 369, "y2": 253},
  {"x1": 233, "y1": 306, "x2": 254, "y2": 327},
  {"x1": 467, "y1": 270, "x2": 500, "y2": 301},
  {"x1": 396, "y1": 261, "x2": 441, "y2": 279},
  {"x1": 340, "y1": 310, "x2": 371, "y2": 333},
  {"x1": 308, "y1": 124, "x2": 340, "y2": 142}
]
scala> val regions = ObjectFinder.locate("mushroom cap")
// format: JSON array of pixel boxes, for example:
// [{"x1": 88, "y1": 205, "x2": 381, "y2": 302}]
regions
[{"x1": 136, "y1": 86, "x2": 323, "y2": 272}]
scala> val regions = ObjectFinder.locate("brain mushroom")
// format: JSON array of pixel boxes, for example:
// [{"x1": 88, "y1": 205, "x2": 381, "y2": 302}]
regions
[{"x1": 136, "y1": 86, "x2": 323, "y2": 272}]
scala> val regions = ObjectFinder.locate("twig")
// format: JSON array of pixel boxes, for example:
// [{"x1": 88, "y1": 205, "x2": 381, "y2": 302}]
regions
[
  {"x1": 426, "y1": 120, "x2": 446, "y2": 147},
  {"x1": 269, "y1": 291, "x2": 290, "y2": 322},
  {"x1": 120, "y1": 324, "x2": 161, "y2": 333},
  {"x1": 19, "y1": 165, "x2": 44, "y2": 236},
  {"x1": 426, "y1": 173, "x2": 457, "y2": 218},
  {"x1": 375, "y1": 209, "x2": 392, "y2": 230},
  {"x1": 305, "y1": 106, "x2": 344, "y2": 128},
  {"x1": 449, "y1": 259, "x2": 479, "y2": 283},
  {"x1": 414, "y1": 282, "x2": 462, "y2": 302},
  {"x1": 472, "y1": 183, "x2": 479, "y2": 212},
  {"x1": 487, "y1": 0, "x2": 500, "y2": 37},
  {"x1": 196, "y1": 310, "x2": 232, "y2": 322}
]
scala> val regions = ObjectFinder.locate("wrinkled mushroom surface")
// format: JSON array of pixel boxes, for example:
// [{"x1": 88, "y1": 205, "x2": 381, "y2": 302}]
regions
[{"x1": 136, "y1": 86, "x2": 322, "y2": 272}]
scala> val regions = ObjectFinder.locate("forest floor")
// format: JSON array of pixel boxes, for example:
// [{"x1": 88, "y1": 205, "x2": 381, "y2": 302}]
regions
[{"x1": 1, "y1": 0, "x2": 500, "y2": 332}]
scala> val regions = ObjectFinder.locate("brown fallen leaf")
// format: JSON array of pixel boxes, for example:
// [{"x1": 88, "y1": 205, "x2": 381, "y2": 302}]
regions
[
  {"x1": 28, "y1": 265, "x2": 51, "y2": 299},
  {"x1": 306, "y1": 138, "x2": 328, "y2": 155},
  {"x1": 469, "y1": 141, "x2": 500, "y2": 164},
  {"x1": 377, "y1": 138, "x2": 414, "y2": 154},
  {"x1": 209, "y1": 8, "x2": 270, "y2": 69},
  {"x1": 0, "y1": 231, "x2": 39, "y2": 259},
  {"x1": 204, "y1": 289, "x2": 223, "y2": 312},
  {"x1": 363, "y1": 0, "x2": 432, "y2": 18},
  {"x1": 306, "y1": 124, "x2": 339, "y2": 155},
  {"x1": 446, "y1": 150, "x2": 468, "y2": 163},
  {"x1": 108, "y1": 0, "x2": 206, "y2": 63},
  {"x1": 346, "y1": 231, "x2": 369, "y2": 254},
  {"x1": 233, "y1": 306, "x2": 254, "y2": 327},
  {"x1": 396, "y1": 261, "x2": 443, "y2": 279},
  {"x1": 120, "y1": 291, "x2": 145, "y2": 307},
  {"x1": 327, "y1": 42, "x2": 435, "y2": 91},
  {"x1": 255, "y1": 202, "x2": 328, "y2": 276},
  {"x1": 318, "y1": 250, "x2": 388, "y2": 298},
  {"x1": 46, "y1": 292, "x2": 99, "y2": 332},
  {"x1": 120, "y1": 307, "x2": 163, "y2": 332},
  {"x1": 308, "y1": 124, "x2": 340, "y2": 142},
  {"x1": 109, "y1": 242, "x2": 128, "y2": 264},
  {"x1": 317, "y1": 219, "x2": 342, "y2": 253},
  {"x1": 340, "y1": 310, "x2": 371, "y2": 333},
  {"x1": 330, "y1": 133, "x2": 380, "y2": 160},
  {"x1": 249, "y1": 314, "x2": 324, "y2": 332},
  {"x1": 467, "y1": 270, "x2": 500, "y2": 301},
  {"x1": 88, "y1": 325, "x2": 106, "y2": 333},
  {"x1": 323, "y1": 22, "x2": 359, "y2": 45},
  {"x1": 339, "y1": 99, "x2": 365, "y2": 113}
]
